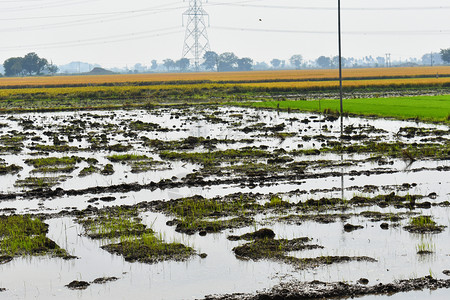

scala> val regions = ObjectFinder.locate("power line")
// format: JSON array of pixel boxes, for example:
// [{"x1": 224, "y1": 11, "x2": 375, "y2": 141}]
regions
[
  {"x1": 0, "y1": 0, "x2": 103, "y2": 12},
  {"x1": 0, "y1": 5, "x2": 184, "y2": 33},
  {"x1": 0, "y1": 1, "x2": 182, "y2": 21},
  {"x1": 212, "y1": 26, "x2": 450, "y2": 35},
  {"x1": 207, "y1": 3, "x2": 450, "y2": 11},
  {"x1": 0, "y1": 27, "x2": 183, "y2": 52}
]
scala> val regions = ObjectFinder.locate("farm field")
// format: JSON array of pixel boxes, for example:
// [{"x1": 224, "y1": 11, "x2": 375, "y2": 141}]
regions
[
  {"x1": 0, "y1": 102, "x2": 449, "y2": 299},
  {"x1": 246, "y1": 95, "x2": 450, "y2": 123},
  {"x1": 1, "y1": 66, "x2": 450, "y2": 88}
]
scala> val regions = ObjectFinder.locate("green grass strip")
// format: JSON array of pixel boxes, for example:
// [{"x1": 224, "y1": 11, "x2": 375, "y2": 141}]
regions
[{"x1": 243, "y1": 95, "x2": 450, "y2": 123}]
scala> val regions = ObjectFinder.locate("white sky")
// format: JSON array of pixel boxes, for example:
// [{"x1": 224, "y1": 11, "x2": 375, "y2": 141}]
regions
[{"x1": 0, "y1": 0, "x2": 449, "y2": 68}]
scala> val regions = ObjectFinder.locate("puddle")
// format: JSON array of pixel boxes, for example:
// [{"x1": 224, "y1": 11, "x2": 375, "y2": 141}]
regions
[{"x1": 0, "y1": 106, "x2": 449, "y2": 299}]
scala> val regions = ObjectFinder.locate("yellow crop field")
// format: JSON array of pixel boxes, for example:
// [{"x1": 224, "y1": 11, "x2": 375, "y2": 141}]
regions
[
  {"x1": 0, "y1": 66, "x2": 450, "y2": 88},
  {"x1": 0, "y1": 76, "x2": 449, "y2": 100},
  {"x1": 238, "y1": 77, "x2": 450, "y2": 89}
]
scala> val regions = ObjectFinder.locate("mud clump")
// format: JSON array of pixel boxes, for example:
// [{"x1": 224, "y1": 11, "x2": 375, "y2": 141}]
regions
[
  {"x1": 0, "y1": 256, "x2": 13, "y2": 264},
  {"x1": 358, "y1": 278, "x2": 369, "y2": 285},
  {"x1": 344, "y1": 223, "x2": 364, "y2": 232},
  {"x1": 228, "y1": 228, "x2": 275, "y2": 241},
  {"x1": 66, "y1": 280, "x2": 90, "y2": 290},
  {"x1": 102, "y1": 237, "x2": 195, "y2": 264},
  {"x1": 380, "y1": 223, "x2": 389, "y2": 230},
  {"x1": 92, "y1": 277, "x2": 119, "y2": 284}
]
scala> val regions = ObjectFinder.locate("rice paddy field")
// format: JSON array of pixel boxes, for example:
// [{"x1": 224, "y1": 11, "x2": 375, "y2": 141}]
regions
[{"x1": 0, "y1": 67, "x2": 450, "y2": 299}]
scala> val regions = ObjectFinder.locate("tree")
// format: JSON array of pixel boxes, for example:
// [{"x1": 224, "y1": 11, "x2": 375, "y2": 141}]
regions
[
  {"x1": 46, "y1": 63, "x2": 59, "y2": 75},
  {"x1": 237, "y1": 57, "x2": 253, "y2": 71},
  {"x1": 218, "y1": 52, "x2": 238, "y2": 72},
  {"x1": 22, "y1": 52, "x2": 48, "y2": 75},
  {"x1": 316, "y1": 56, "x2": 331, "y2": 69},
  {"x1": 176, "y1": 58, "x2": 190, "y2": 72},
  {"x1": 289, "y1": 54, "x2": 303, "y2": 69},
  {"x1": 163, "y1": 59, "x2": 176, "y2": 72},
  {"x1": 270, "y1": 59, "x2": 282, "y2": 69},
  {"x1": 440, "y1": 48, "x2": 450, "y2": 64},
  {"x1": 3, "y1": 57, "x2": 24, "y2": 76},
  {"x1": 202, "y1": 51, "x2": 219, "y2": 71},
  {"x1": 150, "y1": 60, "x2": 158, "y2": 70}
]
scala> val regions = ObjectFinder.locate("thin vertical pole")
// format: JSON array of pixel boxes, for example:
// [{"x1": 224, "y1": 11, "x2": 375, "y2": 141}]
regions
[
  {"x1": 338, "y1": 0, "x2": 343, "y2": 137},
  {"x1": 338, "y1": 0, "x2": 344, "y2": 202}
]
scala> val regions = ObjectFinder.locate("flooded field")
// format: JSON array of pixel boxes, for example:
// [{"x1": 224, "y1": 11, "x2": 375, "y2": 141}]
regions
[{"x1": 0, "y1": 105, "x2": 449, "y2": 299}]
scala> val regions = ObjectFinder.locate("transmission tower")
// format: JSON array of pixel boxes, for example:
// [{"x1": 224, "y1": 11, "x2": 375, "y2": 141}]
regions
[{"x1": 182, "y1": 0, "x2": 211, "y2": 71}]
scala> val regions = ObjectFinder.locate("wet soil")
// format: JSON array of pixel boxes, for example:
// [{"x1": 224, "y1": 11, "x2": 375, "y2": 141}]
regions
[
  {"x1": 0, "y1": 106, "x2": 449, "y2": 299},
  {"x1": 203, "y1": 276, "x2": 450, "y2": 300}
]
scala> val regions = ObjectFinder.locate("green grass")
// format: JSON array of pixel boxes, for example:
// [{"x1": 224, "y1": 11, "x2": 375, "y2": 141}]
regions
[
  {"x1": 78, "y1": 207, "x2": 153, "y2": 240},
  {"x1": 101, "y1": 233, "x2": 195, "y2": 264},
  {"x1": 244, "y1": 95, "x2": 450, "y2": 123},
  {"x1": 25, "y1": 156, "x2": 82, "y2": 168},
  {"x1": 409, "y1": 216, "x2": 437, "y2": 228},
  {"x1": 77, "y1": 207, "x2": 195, "y2": 263},
  {"x1": 160, "y1": 148, "x2": 271, "y2": 166},
  {"x1": 0, "y1": 215, "x2": 71, "y2": 258},
  {"x1": 107, "y1": 154, "x2": 150, "y2": 162}
]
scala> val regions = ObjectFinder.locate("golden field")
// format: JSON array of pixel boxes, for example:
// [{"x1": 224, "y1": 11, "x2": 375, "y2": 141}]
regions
[
  {"x1": 0, "y1": 77, "x2": 449, "y2": 100},
  {"x1": 0, "y1": 66, "x2": 450, "y2": 88}
]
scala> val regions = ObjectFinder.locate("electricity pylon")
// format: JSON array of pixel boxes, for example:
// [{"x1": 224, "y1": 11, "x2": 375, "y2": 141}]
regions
[{"x1": 182, "y1": 0, "x2": 211, "y2": 71}]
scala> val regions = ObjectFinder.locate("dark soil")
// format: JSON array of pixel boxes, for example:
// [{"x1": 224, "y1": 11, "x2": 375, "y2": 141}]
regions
[
  {"x1": 91, "y1": 277, "x2": 119, "y2": 284},
  {"x1": 66, "y1": 280, "x2": 90, "y2": 290},
  {"x1": 344, "y1": 223, "x2": 364, "y2": 232},
  {"x1": 0, "y1": 255, "x2": 13, "y2": 264},
  {"x1": 101, "y1": 238, "x2": 195, "y2": 264},
  {"x1": 228, "y1": 228, "x2": 276, "y2": 241},
  {"x1": 202, "y1": 276, "x2": 450, "y2": 300}
]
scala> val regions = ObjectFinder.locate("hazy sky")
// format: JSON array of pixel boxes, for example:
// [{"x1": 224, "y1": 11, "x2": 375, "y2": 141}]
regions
[{"x1": 1, "y1": 0, "x2": 449, "y2": 68}]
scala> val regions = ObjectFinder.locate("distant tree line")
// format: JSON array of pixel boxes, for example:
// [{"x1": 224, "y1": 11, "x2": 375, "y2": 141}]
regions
[{"x1": 3, "y1": 52, "x2": 58, "y2": 77}]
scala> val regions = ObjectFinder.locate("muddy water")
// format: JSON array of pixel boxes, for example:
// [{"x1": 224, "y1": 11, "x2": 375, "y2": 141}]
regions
[{"x1": 0, "y1": 106, "x2": 449, "y2": 299}]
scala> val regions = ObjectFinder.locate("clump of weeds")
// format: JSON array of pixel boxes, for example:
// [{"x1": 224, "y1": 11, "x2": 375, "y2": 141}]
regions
[
  {"x1": 404, "y1": 216, "x2": 446, "y2": 233},
  {"x1": 25, "y1": 156, "x2": 83, "y2": 173},
  {"x1": 232, "y1": 236, "x2": 376, "y2": 269},
  {"x1": 77, "y1": 206, "x2": 196, "y2": 263},
  {"x1": 160, "y1": 195, "x2": 259, "y2": 234},
  {"x1": 0, "y1": 215, "x2": 74, "y2": 259}
]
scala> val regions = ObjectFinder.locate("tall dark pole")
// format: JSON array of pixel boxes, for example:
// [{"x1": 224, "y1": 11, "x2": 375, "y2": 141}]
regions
[
  {"x1": 338, "y1": 0, "x2": 344, "y2": 201},
  {"x1": 338, "y1": 0, "x2": 343, "y2": 136}
]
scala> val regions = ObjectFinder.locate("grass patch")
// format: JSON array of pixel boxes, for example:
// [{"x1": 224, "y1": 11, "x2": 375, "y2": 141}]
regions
[
  {"x1": 78, "y1": 207, "x2": 153, "y2": 240},
  {"x1": 77, "y1": 206, "x2": 195, "y2": 263},
  {"x1": 245, "y1": 95, "x2": 450, "y2": 123},
  {"x1": 158, "y1": 196, "x2": 260, "y2": 234},
  {"x1": 233, "y1": 236, "x2": 376, "y2": 269},
  {"x1": 101, "y1": 233, "x2": 195, "y2": 264},
  {"x1": 107, "y1": 154, "x2": 150, "y2": 162},
  {"x1": 404, "y1": 216, "x2": 446, "y2": 233},
  {"x1": 0, "y1": 215, "x2": 72, "y2": 258},
  {"x1": 79, "y1": 165, "x2": 99, "y2": 177},
  {"x1": 14, "y1": 176, "x2": 67, "y2": 189},
  {"x1": 25, "y1": 156, "x2": 82, "y2": 173},
  {"x1": 160, "y1": 148, "x2": 271, "y2": 166},
  {"x1": 0, "y1": 163, "x2": 22, "y2": 175}
]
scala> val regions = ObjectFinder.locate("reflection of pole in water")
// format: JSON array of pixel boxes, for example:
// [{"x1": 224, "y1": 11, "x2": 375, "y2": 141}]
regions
[
  {"x1": 338, "y1": 0, "x2": 344, "y2": 138},
  {"x1": 341, "y1": 153, "x2": 344, "y2": 201}
]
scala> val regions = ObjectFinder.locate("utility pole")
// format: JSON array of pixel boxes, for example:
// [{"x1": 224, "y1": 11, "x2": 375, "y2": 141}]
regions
[
  {"x1": 338, "y1": 0, "x2": 343, "y2": 137},
  {"x1": 182, "y1": 0, "x2": 211, "y2": 71},
  {"x1": 431, "y1": 52, "x2": 433, "y2": 66}
]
